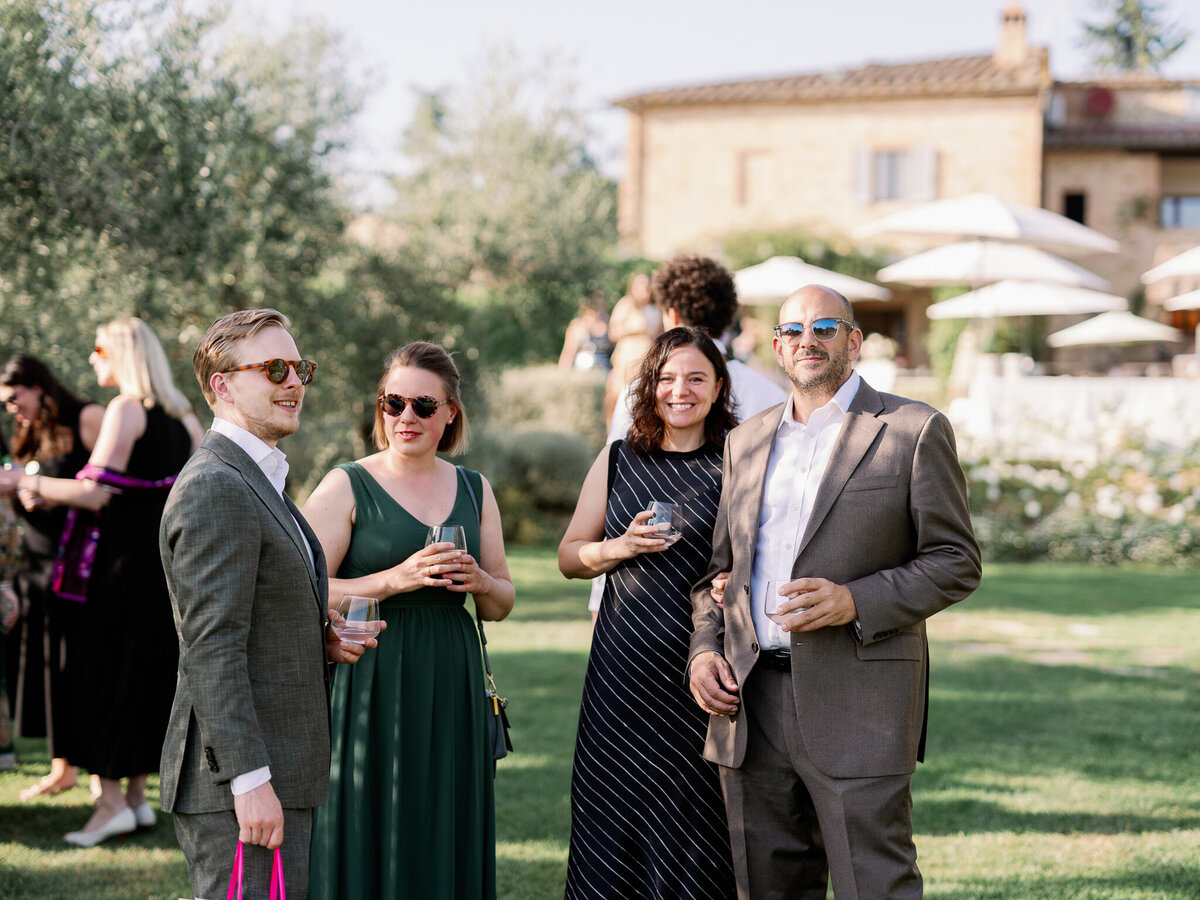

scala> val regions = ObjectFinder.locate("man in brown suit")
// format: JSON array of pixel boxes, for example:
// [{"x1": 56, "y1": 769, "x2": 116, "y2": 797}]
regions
[{"x1": 689, "y1": 285, "x2": 981, "y2": 899}]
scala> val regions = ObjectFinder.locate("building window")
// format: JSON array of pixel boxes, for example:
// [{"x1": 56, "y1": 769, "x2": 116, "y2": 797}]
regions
[
  {"x1": 1161, "y1": 195, "x2": 1200, "y2": 228},
  {"x1": 1064, "y1": 192, "x2": 1087, "y2": 225},
  {"x1": 735, "y1": 150, "x2": 771, "y2": 207},
  {"x1": 854, "y1": 145, "x2": 938, "y2": 204}
]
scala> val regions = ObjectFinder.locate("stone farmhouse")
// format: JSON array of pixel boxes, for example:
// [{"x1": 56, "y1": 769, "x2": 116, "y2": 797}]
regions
[{"x1": 614, "y1": 3, "x2": 1200, "y2": 367}]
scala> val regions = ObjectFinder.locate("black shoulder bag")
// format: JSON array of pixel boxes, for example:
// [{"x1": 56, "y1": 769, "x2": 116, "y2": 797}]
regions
[{"x1": 456, "y1": 466, "x2": 513, "y2": 772}]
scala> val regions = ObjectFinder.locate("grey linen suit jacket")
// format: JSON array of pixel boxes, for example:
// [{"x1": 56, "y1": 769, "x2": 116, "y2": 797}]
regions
[
  {"x1": 689, "y1": 378, "x2": 981, "y2": 779},
  {"x1": 158, "y1": 431, "x2": 331, "y2": 814}
]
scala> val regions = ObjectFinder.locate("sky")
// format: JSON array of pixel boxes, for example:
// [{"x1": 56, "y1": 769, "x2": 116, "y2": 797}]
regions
[{"x1": 231, "y1": 0, "x2": 1200, "y2": 199}]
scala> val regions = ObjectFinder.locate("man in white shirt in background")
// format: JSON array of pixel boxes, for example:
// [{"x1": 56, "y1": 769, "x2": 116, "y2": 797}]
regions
[{"x1": 607, "y1": 255, "x2": 785, "y2": 445}]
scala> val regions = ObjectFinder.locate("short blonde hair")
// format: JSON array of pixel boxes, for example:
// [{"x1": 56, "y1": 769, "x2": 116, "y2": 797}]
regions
[
  {"x1": 372, "y1": 342, "x2": 470, "y2": 456},
  {"x1": 97, "y1": 318, "x2": 193, "y2": 420},
  {"x1": 193, "y1": 309, "x2": 292, "y2": 411}
]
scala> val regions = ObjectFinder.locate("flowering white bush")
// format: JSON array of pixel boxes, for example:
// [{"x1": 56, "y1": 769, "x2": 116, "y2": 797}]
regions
[
  {"x1": 946, "y1": 374, "x2": 1200, "y2": 566},
  {"x1": 960, "y1": 439, "x2": 1200, "y2": 567}
]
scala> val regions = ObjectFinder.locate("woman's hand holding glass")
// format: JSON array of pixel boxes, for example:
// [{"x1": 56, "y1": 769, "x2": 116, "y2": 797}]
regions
[{"x1": 615, "y1": 509, "x2": 673, "y2": 559}]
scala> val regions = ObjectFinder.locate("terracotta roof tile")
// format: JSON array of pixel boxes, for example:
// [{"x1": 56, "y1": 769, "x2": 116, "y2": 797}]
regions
[{"x1": 615, "y1": 50, "x2": 1051, "y2": 109}]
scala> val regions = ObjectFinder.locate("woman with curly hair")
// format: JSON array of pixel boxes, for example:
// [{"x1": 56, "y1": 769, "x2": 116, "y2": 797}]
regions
[
  {"x1": 559, "y1": 326, "x2": 738, "y2": 900},
  {"x1": 0, "y1": 355, "x2": 106, "y2": 800}
]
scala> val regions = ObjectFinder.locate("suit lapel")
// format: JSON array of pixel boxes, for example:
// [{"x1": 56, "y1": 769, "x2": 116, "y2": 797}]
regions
[
  {"x1": 728, "y1": 407, "x2": 783, "y2": 643},
  {"x1": 204, "y1": 433, "x2": 323, "y2": 604},
  {"x1": 735, "y1": 410, "x2": 780, "y2": 547},
  {"x1": 796, "y1": 380, "x2": 885, "y2": 557},
  {"x1": 285, "y1": 493, "x2": 328, "y2": 614}
]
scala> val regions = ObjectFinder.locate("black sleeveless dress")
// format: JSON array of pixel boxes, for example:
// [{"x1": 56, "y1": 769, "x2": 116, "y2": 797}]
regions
[
  {"x1": 5, "y1": 404, "x2": 91, "y2": 758},
  {"x1": 564, "y1": 441, "x2": 736, "y2": 900},
  {"x1": 73, "y1": 405, "x2": 191, "y2": 779}
]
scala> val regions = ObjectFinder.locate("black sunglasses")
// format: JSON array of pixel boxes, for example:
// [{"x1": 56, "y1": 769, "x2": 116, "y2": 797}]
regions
[
  {"x1": 221, "y1": 359, "x2": 317, "y2": 385},
  {"x1": 379, "y1": 394, "x2": 451, "y2": 419},
  {"x1": 773, "y1": 318, "x2": 855, "y2": 345}
]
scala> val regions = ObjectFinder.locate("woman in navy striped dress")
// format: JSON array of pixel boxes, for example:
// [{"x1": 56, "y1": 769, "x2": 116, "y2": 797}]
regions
[{"x1": 559, "y1": 327, "x2": 738, "y2": 900}]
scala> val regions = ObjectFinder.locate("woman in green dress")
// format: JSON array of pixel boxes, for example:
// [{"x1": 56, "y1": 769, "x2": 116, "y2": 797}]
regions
[{"x1": 304, "y1": 341, "x2": 515, "y2": 900}]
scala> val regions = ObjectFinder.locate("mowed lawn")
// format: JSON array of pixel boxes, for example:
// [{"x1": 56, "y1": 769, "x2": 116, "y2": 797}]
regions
[{"x1": 1, "y1": 552, "x2": 1197, "y2": 899}]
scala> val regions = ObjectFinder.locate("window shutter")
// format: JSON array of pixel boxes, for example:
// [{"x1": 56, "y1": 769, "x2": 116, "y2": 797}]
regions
[
  {"x1": 853, "y1": 147, "x2": 873, "y2": 204},
  {"x1": 909, "y1": 145, "x2": 938, "y2": 201}
]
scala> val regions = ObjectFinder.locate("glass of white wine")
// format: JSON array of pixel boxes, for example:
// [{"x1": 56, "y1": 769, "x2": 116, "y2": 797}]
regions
[
  {"x1": 425, "y1": 525, "x2": 467, "y2": 552},
  {"x1": 764, "y1": 580, "x2": 811, "y2": 627},
  {"x1": 331, "y1": 594, "x2": 381, "y2": 644},
  {"x1": 646, "y1": 501, "x2": 682, "y2": 546}
]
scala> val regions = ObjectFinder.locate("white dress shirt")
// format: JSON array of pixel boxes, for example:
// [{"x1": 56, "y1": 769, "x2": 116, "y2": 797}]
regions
[
  {"x1": 209, "y1": 417, "x2": 314, "y2": 796},
  {"x1": 751, "y1": 373, "x2": 861, "y2": 649}
]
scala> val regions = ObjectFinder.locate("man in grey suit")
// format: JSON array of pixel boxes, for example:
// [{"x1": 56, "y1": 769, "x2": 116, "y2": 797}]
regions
[
  {"x1": 160, "y1": 309, "x2": 376, "y2": 899},
  {"x1": 689, "y1": 285, "x2": 981, "y2": 899}
]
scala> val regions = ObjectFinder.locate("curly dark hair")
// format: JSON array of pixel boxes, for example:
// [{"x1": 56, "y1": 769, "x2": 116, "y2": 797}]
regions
[
  {"x1": 626, "y1": 327, "x2": 736, "y2": 456},
  {"x1": 650, "y1": 255, "x2": 738, "y2": 339},
  {"x1": 0, "y1": 355, "x2": 91, "y2": 463}
]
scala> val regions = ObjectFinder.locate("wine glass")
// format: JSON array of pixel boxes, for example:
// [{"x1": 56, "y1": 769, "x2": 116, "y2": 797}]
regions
[
  {"x1": 331, "y1": 594, "x2": 381, "y2": 644},
  {"x1": 425, "y1": 525, "x2": 467, "y2": 552},
  {"x1": 646, "y1": 501, "x2": 682, "y2": 546},
  {"x1": 764, "y1": 579, "x2": 811, "y2": 626}
]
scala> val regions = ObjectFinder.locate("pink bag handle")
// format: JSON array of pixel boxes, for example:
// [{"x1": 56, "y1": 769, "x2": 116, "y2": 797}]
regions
[
  {"x1": 271, "y1": 845, "x2": 287, "y2": 900},
  {"x1": 225, "y1": 842, "x2": 286, "y2": 900},
  {"x1": 225, "y1": 842, "x2": 244, "y2": 900}
]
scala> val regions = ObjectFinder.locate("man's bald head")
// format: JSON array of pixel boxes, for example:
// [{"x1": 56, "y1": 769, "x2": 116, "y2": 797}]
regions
[{"x1": 780, "y1": 285, "x2": 854, "y2": 326}]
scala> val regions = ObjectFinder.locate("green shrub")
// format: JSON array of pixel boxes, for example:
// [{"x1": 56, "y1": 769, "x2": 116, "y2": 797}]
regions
[
  {"x1": 467, "y1": 427, "x2": 595, "y2": 545},
  {"x1": 465, "y1": 364, "x2": 605, "y2": 544}
]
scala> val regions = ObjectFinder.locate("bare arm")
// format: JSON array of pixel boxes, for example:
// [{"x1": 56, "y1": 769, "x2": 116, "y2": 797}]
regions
[
  {"x1": 558, "y1": 445, "x2": 667, "y2": 579},
  {"x1": 5, "y1": 397, "x2": 144, "y2": 510}
]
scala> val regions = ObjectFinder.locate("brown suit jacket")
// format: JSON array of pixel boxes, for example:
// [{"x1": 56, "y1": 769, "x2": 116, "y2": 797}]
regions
[{"x1": 689, "y1": 378, "x2": 981, "y2": 778}]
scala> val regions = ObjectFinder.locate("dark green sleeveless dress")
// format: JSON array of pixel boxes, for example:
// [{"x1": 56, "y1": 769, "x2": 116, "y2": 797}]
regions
[{"x1": 309, "y1": 462, "x2": 496, "y2": 900}]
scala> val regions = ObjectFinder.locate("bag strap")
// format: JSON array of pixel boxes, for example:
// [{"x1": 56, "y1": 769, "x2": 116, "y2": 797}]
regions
[
  {"x1": 607, "y1": 439, "x2": 623, "y2": 497},
  {"x1": 455, "y1": 466, "x2": 494, "y2": 677},
  {"x1": 227, "y1": 841, "x2": 244, "y2": 900},
  {"x1": 270, "y1": 846, "x2": 287, "y2": 900}
]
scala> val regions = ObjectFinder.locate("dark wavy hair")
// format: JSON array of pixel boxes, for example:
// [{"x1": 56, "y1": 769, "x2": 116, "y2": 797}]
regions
[
  {"x1": 650, "y1": 255, "x2": 738, "y2": 339},
  {"x1": 626, "y1": 327, "x2": 736, "y2": 456},
  {"x1": 0, "y1": 355, "x2": 91, "y2": 463}
]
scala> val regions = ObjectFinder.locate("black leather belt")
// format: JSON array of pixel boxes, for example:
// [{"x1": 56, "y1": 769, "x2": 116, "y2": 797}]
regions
[{"x1": 758, "y1": 648, "x2": 791, "y2": 671}]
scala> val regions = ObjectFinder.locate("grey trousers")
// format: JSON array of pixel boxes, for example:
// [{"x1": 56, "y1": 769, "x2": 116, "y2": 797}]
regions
[
  {"x1": 719, "y1": 667, "x2": 921, "y2": 900},
  {"x1": 173, "y1": 807, "x2": 313, "y2": 900}
]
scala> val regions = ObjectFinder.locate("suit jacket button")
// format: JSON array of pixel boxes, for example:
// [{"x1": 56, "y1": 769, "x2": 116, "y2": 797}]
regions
[
  {"x1": 743, "y1": 584, "x2": 750, "y2": 593},
  {"x1": 750, "y1": 642, "x2": 759, "y2": 653}
]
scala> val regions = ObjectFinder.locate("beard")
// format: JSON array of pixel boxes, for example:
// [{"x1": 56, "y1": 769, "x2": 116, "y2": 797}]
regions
[{"x1": 784, "y1": 343, "x2": 852, "y2": 393}]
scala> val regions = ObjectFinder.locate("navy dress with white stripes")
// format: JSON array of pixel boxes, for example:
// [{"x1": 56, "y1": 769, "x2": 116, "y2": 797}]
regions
[{"x1": 565, "y1": 441, "x2": 736, "y2": 900}]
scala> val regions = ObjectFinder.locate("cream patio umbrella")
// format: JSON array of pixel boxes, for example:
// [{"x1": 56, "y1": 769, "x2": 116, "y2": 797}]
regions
[
  {"x1": 733, "y1": 256, "x2": 892, "y2": 304},
  {"x1": 854, "y1": 192, "x2": 1120, "y2": 256},
  {"x1": 924, "y1": 280, "x2": 1127, "y2": 320},
  {"x1": 1141, "y1": 245, "x2": 1200, "y2": 285},
  {"x1": 877, "y1": 240, "x2": 1110, "y2": 290},
  {"x1": 1046, "y1": 310, "x2": 1183, "y2": 348},
  {"x1": 1164, "y1": 289, "x2": 1200, "y2": 312}
]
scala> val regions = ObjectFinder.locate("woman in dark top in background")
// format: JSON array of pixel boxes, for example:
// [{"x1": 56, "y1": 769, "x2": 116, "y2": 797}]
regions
[{"x1": 0, "y1": 355, "x2": 105, "y2": 800}]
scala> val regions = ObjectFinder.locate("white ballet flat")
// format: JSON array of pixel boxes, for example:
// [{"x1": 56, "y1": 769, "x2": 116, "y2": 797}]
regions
[
  {"x1": 131, "y1": 801, "x2": 157, "y2": 829},
  {"x1": 64, "y1": 806, "x2": 137, "y2": 847}
]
